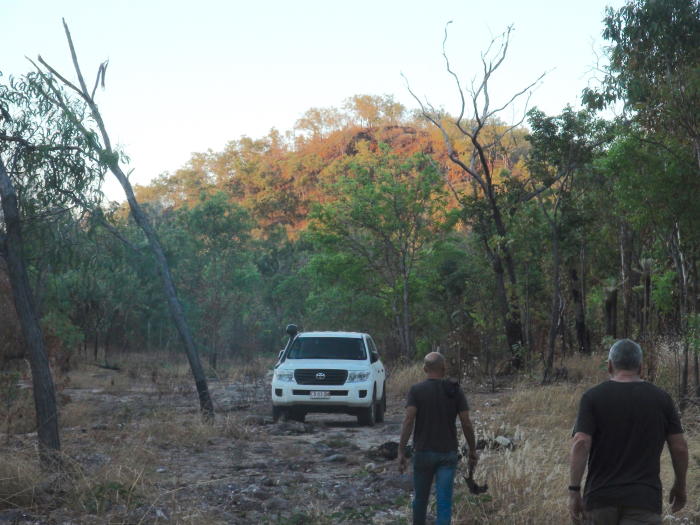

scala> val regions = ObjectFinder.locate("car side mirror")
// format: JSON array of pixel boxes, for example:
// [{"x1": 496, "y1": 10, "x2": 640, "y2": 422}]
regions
[{"x1": 370, "y1": 352, "x2": 379, "y2": 363}]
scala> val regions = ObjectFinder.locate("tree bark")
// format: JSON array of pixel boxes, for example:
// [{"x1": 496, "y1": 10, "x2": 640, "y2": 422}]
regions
[
  {"x1": 669, "y1": 224, "x2": 689, "y2": 409},
  {"x1": 488, "y1": 244, "x2": 523, "y2": 369},
  {"x1": 604, "y1": 288, "x2": 618, "y2": 339},
  {"x1": 109, "y1": 162, "x2": 214, "y2": 417},
  {"x1": 620, "y1": 222, "x2": 634, "y2": 338},
  {"x1": 570, "y1": 268, "x2": 591, "y2": 354},
  {"x1": 34, "y1": 25, "x2": 214, "y2": 418},
  {"x1": 544, "y1": 230, "x2": 561, "y2": 382},
  {"x1": 401, "y1": 268, "x2": 412, "y2": 358},
  {"x1": 487, "y1": 189, "x2": 525, "y2": 364},
  {"x1": 0, "y1": 158, "x2": 61, "y2": 467}
]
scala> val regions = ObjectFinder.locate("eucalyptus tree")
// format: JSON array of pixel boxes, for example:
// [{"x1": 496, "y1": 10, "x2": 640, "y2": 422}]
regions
[
  {"x1": 405, "y1": 24, "x2": 554, "y2": 367},
  {"x1": 309, "y1": 145, "x2": 449, "y2": 357},
  {"x1": 587, "y1": 0, "x2": 700, "y2": 169},
  {"x1": 0, "y1": 72, "x2": 104, "y2": 466},
  {"x1": 587, "y1": 0, "x2": 700, "y2": 404},
  {"x1": 31, "y1": 21, "x2": 214, "y2": 417},
  {"x1": 526, "y1": 107, "x2": 609, "y2": 381}
]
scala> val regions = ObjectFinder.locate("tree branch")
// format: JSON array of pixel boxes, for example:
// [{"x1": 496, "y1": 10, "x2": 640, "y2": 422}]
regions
[{"x1": 0, "y1": 133, "x2": 85, "y2": 154}]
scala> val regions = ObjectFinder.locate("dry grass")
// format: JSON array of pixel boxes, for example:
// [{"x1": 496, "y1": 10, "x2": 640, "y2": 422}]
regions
[
  {"x1": 450, "y1": 352, "x2": 700, "y2": 525},
  {"x1": 388, "y1": 362, "x2": 424, "y2": 399},
  {"x1": 0, "y1": 448, "x2": 41, "y2": 509},
  {"x1": 2, "y1": 348, "x2": 698, "y2": 523},
  {"x1": 218, "y1": 356, "x2": 271, "y2": 383}
]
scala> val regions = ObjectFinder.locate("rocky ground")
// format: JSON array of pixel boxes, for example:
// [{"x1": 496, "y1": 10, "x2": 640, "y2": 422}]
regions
[
  {"x1": 0, "y1": 373, "x2": 505, "y2": 525},
  {"x1": 3, "y1": 366, "x2": 696, "y2": 524}
]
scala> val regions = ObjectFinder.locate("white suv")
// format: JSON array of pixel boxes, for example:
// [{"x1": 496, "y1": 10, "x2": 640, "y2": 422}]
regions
[{"x1": 271, "y1": 330, "x2": 386, "y2": 426}]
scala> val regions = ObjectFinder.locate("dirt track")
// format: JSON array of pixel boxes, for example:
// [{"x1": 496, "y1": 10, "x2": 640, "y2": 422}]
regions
[{"x1": 4, "y1": 373, "x2": 495, "y2": 524}]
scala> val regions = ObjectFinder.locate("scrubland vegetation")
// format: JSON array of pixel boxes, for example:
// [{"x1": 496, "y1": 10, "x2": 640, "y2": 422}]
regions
[
  {"x1": 0, "y1": 350, "x2": 697, "y2": 524},
  {"x1": 1, "y1": 0, "x2": 700, "y2": 522}
]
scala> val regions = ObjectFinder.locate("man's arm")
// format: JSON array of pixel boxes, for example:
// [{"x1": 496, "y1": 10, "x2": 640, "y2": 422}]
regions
[
  {"x1": 667, "y1": 433, "x2": 688, "y2": 513},
  {"x1": 458, "y1": 410, "x2": 478, "y2": 468},
  {"x1": 568, "y1": 432, "x2": 591, "y2": 523},
  {"x1": 398, "y1": 406, "x2": 416, "y2": 474}
]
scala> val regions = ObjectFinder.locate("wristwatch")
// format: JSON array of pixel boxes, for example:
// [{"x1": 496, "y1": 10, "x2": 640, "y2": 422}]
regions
[{"x1": 568, "y1": 485, "x2": 581, "y2": 492}]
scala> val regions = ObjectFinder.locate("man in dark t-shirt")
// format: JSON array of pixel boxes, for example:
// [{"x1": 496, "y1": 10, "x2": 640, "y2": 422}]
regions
[
  {"x1": 569, "y1": 339, "x2": 689, "y2": 524},
  {"x1": 398, "y1": 352, "x2": 477, "y2": 525}
]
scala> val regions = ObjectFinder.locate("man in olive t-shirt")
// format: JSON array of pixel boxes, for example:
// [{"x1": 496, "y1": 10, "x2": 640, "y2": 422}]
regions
[
  {"x1": 398, "y1": 352, "x2": 477, "y2": 525},
  {"x1": 569, "y1": 339, "x2": 689, "y2": 524}
]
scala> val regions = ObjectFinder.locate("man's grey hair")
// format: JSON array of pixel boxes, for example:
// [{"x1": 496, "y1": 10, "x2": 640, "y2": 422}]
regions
[
  {"x1": 423, "y1": 352, "x2": 446, "y2": 372},
  {"x1": 608, "y1": 339, "x2": 643, "y2": 371}
]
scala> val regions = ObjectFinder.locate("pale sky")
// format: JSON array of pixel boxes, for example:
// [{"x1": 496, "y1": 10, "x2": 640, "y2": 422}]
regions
[{"x1": 2, "y1": 0, "x2": 623, "y2": 200}]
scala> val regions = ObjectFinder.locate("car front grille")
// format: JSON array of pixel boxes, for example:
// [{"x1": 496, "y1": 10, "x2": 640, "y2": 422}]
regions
[{"x1": 294, "y1": 369, "x2": 348, "y2": 385}]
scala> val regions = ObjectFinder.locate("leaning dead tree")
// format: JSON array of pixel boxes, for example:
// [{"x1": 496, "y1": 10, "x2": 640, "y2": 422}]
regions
[
  {"x1": 31, "y1": 20, "x2": 214, "y2": 418},
  {"x1": 405, "y1": 24, "x2": 545, "y2": 368}
]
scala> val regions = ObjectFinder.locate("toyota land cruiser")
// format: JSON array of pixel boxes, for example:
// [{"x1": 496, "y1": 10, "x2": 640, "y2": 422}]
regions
[{"x1": 271, "y1": 328, "x2": 386, "y2": 426}]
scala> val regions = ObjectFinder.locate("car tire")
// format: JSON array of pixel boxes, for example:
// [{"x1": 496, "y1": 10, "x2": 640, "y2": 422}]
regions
[
  {"x1": 375, "y1": 382, "x2": 386, "y2": 423},
  {"x1": 358, "y1": 387, "x2": 376, "y2": 426},
  {"x1": 289, "y1": 408, "x2": 306, "y2": 423},
  {"x1": 272, "y1": 406, "x2": 286, "y2": 423}
]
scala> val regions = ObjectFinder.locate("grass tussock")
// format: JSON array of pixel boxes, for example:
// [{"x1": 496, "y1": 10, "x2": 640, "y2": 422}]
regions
[
  {"x1": 219, "y1": 356, "x2": 271, "y2": 383},
  {"x1": 220, "y1": 414, "x2": 257, "y2": 441},
  {"x1": 388, "y1": 362, "x2": 424, "y2": 398},
  {"x1": 134, "y1": 408, "x2": 257, "y2": 449},
  {"x1": 61, "y1": 456, "x2": 147, "y2": 516},
  {"x1": 501, "y1": 383, "x2": 585, "y2": 431},
  {"x1": 0, "y1": 448, "x2": 41, "y2": 509}
]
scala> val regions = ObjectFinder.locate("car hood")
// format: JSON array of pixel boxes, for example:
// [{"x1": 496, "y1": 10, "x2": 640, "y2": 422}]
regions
[{"x1": 278, "y1": 359, "x2": 370, "y2": 371}]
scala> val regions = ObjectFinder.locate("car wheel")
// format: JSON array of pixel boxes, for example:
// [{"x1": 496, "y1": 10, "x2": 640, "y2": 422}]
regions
[
  {"x1": 358, "y1": 387, "x2": 376, "y2": 426},
  {"x1": 289, "y1": 408, "x2": 306, "y2": 423},
  {"x1": 272, "y1": 406, "x2": 286, "y2": 423},
  {"x1": 375, "y1": 382, "x2": 386, "y2": 423}
]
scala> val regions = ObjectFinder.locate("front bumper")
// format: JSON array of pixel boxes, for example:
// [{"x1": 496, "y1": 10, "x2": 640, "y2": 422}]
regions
[{"x1": 271, "y1": 381, "x2": 373, "y2": 407}]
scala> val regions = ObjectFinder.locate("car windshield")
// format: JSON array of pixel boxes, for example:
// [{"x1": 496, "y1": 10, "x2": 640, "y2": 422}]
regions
[{"x1": 287, "y1": 337, "x2": 366, "y2": 360}]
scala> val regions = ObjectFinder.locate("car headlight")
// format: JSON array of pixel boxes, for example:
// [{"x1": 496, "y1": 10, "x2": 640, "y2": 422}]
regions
[
  {"x1": 274, "y1": 370, "x2": 294, "y2": 382},
  {"x1": 346, "y1": 371, "x2": 371, "y2": 383}
]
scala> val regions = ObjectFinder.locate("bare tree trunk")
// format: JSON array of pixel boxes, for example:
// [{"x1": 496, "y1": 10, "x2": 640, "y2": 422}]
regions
[
  {"x1": 109, "y1": 163, "x2": 214, "y2": 416},
  {"x1": 694, "y1": 352, "x2": 699, "y2": 398},
  {"x1": 620, "y1": 222, "x2": 634, "y2": 338},
  {"x1": 487, "y1": 189, "x2": 526, "y2": 364},
  {"x1": 34, "y1": 22, "x2": 214, "y2": 418},
  {"x1": 404, "y1": 26, "x2": 536, "y2": 369},
  {"x1": 486, "y1": 239, "x2": 524, "y2": 368},
  {"x1": 669, "y1": 224, "x2": 689, "y2": 409},
  {"x1": 0, "y1": 159, "x2": 60, "y2": 467},
  {"x1": 390, "y1": 300, "x2": 408, "y2": 358},
  {"x1": 544, "y1": 227, "x2": 561, "y2": 382},
  {"x1": 401, "y1": 271, "x2": 412, "y2": 358},
  {"x1": 570, "y1": 267, "x2": 591, "y2": 354},
  {"x1": 605, "y1": 288, "x2": 618, "y2": 339}
]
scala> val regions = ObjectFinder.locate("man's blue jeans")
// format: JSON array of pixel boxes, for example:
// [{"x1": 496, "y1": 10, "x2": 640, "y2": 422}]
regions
[{"x1": 412, "y1": 450, "x2": 459, "y2": 525}]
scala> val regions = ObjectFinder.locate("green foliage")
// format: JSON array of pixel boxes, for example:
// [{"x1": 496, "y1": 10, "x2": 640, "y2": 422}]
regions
[
  {"x1": 0, "y1": 72, "x2": 105, "y2": 211},
  {"x1": 652, "y1": 269, "x2": 677, "y2": 316},
  {"x1": 306, "y1": 144, "x2": 450, "y2": 354}
]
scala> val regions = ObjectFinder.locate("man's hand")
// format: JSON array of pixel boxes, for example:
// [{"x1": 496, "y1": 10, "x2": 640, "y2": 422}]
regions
[
  {"x1": 667, "y1": 433, "x2": 688, "y2": 514},
  {"x1": 398, "y1": 406, "x2": 416, "y2": 475},
  {"x1": 568, "y1": 491, "x2": 584, "y2": 524},
  {"x1": 669, "y1": 482, "x2": 686, "y2": 513},
  {"x1": 467, "y1": 451, "x2": 478, "y2": 471},
  {"x1": 398, "y1": 452, "x2": 408, "y2": 474}
]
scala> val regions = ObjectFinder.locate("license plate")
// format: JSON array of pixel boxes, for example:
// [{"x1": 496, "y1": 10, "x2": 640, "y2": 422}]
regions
[{"x1": 310, "y1": 391, "x2": 330, "y2": 399}]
